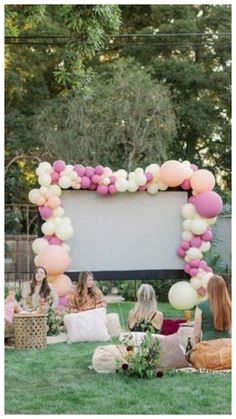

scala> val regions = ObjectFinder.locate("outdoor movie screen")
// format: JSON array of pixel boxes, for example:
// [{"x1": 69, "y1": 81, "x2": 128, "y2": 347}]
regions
[{"x1": 62, "y1": 190, "x2": 188, "y2": 278}]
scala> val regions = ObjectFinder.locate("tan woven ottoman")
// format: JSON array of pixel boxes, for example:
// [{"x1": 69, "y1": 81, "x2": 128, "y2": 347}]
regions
[{"x1": 14, "y1": 313, "x2": 48, "y2": 349}]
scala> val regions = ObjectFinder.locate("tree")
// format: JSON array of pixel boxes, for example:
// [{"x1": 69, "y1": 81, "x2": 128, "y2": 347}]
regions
[
  {"x1": 32, "y1": 58, "x2": 176, "y2": 170},
  {"x1": 113, "y1": 4, "x2": 231, "y2": 190}
]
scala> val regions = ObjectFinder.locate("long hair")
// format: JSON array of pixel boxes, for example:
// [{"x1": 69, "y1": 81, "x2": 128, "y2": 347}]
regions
[
  {"x1": 77, "y1": 271, "x2": 96, "y2": 301},
  {"x1": 207, "y1": 275, "x2": 231, "y2": 331},
  {"x1": 133, "y1": 284, "x2": 157, "y2": 323},
  {"x1": 30, "y1": 266, "x2": 51, "y2": 299}
]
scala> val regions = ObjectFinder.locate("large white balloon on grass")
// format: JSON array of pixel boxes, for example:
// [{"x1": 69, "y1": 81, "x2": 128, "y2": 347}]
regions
[{"x1": 168, "y1": 281, "x2": 198, "y2": 309}]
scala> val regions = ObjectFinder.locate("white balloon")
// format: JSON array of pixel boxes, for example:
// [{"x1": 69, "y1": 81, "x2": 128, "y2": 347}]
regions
[
  {"x1": 135, "y1": 173, "x2": 146, "y2": 186},
  {"x1": 186, "y1": 247, "x2": 202, "y2": 260},
  {"x1": 182, "y1": 219, "x2": 192, "y2": 230},
  {"x1": 62, "y1": 216, "x2": 72, "y2": 224},
  {"x1": 61, "y1": 243, "x2": 71, "y2": 253},
  {"x1": 199, "y1": 241, "x2": 211, "y2": 253},
  {"x1": 52, "y1": 217, "x2": 62, "y2": 226},
  {"x1": 134, "y1": 167, "x2": 144, "y2": 175},
  {"x1": 190, "y1": 276, "x2": 202, "y2": 290},
  {"x1": 53, "y1": 207, "x2": 65, "y2": 217},
  {"x1": 168, "y1": 281, "x2": 198, "y2": 310},
  {"x1": 127, "y1": 179, "x2": 139, "y2": 192},
  {"x1": 34, "y1": 255, "x2": 40, "y2": 266},
  {"x1": 69, "y1": 171, "x2": 78, "y2": 181},
  {"x1": 39, "y1": 186, "x2": 49, "y2": 196},
  {"x1": 103, "y1": 167, "x2": 113, "y2": 176},
  {"x1": 41, "y1": 221, "x2": 55, "y2": 235},
  {"x1": 205, "y1": 217, "x2": 217, "y2": 225},
  {"x1": 128, "y1": 171, "x2": 136, "y2": 180},
  {"x1": 115, "y1": 178, "x2": 128, "y2": 192},
  {"x1": 28, "y1": 189, "x2": 40, "y2": 204},
  {"x1": 38, "y1": 173, "x2": 52, "y2": 187},
  {"x1": 115, "y1": 169, "x2": 127, "y2": 179},
  {"x1": 58, "y1": 175, "x2": 72, "y2": 189},
  {"x1": 181, "y1": 203, "x2": 196, "y2": 219},
  {"x1": 65, "y1": 164, "x2": 74, "y2": 172},
  {"x1": 182, "y1": 231, "x2": 193, "y2": 241},
  {"x1": 201, "y1": 274, "x2": 212, "y2": 289},
  {"x1": 48, "y1": 185, "x2": 62, "y2": 197},
  {"x1": 102, "y1": 176, "x2": 111, "y2": 186},
  {"x1": 36, "y1": 162, "x2": 52, "y2": 176},
  {"x1": 145, "y1": 163, "x2": 160, "y2": 178},
  {"x1": 147, "y1": 183, "x2": 158, "y2": 194},
  {"x1": 32, "y1": 238, "x2": 49, "y2": 254},
  {"x1": 55, "y1": 224, "x2": 74, "y2": 241},
  {"x1": 191, "y1": 219, "x2": 208, "y2": 235},
  {"x1": 182, "y1": 160, "x2": 191, "y2": 168},
  {"x1": 157, "y1": 180, "x2": 168, "y2": 190}
]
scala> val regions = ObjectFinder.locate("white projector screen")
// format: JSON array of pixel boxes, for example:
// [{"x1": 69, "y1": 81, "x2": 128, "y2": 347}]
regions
[{"x1": 62, "y1": 190, "x2": 188, "y2": 279}]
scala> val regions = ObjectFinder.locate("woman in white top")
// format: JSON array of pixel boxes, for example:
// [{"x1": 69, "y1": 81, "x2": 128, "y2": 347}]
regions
[{"x1": 21, "y1": 266, "x2": 58, "y2": 311}]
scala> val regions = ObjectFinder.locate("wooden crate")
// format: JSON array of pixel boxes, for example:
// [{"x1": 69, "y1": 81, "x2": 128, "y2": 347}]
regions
[{"x1": 14, "y1": 313, "x2": 47, "y2": 349}]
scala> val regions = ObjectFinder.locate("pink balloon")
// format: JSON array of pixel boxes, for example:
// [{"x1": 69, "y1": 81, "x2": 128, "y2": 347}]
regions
[
  {"x1": 184, "y1": 263, "x2": 191, "y2": 274},
  {"x1": 51, "y1": 171, "x2": 60, "y2": 182},
  {"x1": 194, "y1": 191, "x2": 223, "y2": 218},
  {"x1": 138, "y1": 185, "x2": 147, "y2": 191},
  {"x1": 145, "y1": 172, "x2": 153, "y2": 182},
  {"x1": 73, "y1": 164, "x2": 85, "y2": 177},
  {"x1": 91, "y1": 174, "x2": 101, "y2": 184},
  {"x1": 201, "y1": 229, "x2": 213, "y2": 241},
  {"x1": 95, "y1": 165, "x2": 104, "y2": 175},
  {"x1": 188, "y1": 196, "x2": 197, "y2": 204},
  {"x1": 190, "y1": 259, "x2": 201, "y2": 268},
  {"x1": 52, "y1": 274, "x2": 73, "y2": 298},
  {"x1": 37, "y1": 245, "x2": 71, "y2": 275},
  {"x1": 81, "y1": 176, "x2": 91, "y2": 189},
  {"x1": 181, "y1": 240, "x2": 190, "y2": 250},
  {"x1": 177, "y1": 247, "x2": 186, "y2": 257},
  {"x1": 39, "y1": 205, "x2": 53, "y2": 219},
  {"x1": 180, "y1": 179, "x2": 191, "y2": 190},
  {"x1": 199, "y1": 260, "x2": 208, "y2": 270},
  {"x1": 97, "y1": 184, "x2": 109, "y2": 195},
  {"x1": 190, "y1": 236, "x2": 202, "y2": 248},
  {"x1": 49, "y1": 237, "x2": 63, "y2": 245},
  {"x1": 160, "y1": 160, "x2": 186, "y2": 187},
  {"x1": 85, "y1": 166, "x2": 95, "y2": 178},
  {"x1": 190, "y1": 169, "x2": 215, "y2": 194},
  {"x1": 109, "y1": 175, "x2": 116, "y2": 184},
  {"x1": 89, "y1": 183, "x2": 97, "y2": 190},
  {"x1": 53, "y1": 160, "x2": 66, "y2": 173},
  {"x1": 108, "y1": 184, "x2": 117, "y2": 194},
  {"x1": 189, "y1": 268, "x2": 198, "y2": 277},
  {"x1": 43, "y1": 234, "x2": 53, "y2": 241}
]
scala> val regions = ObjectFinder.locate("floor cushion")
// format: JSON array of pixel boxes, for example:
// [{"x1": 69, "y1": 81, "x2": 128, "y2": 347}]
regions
[
  {"x1": 106, "y1": 313, "x2": 122, "y2": 338},
  {"x1": 190, "y1": 338, "x2": 232, "y2": 370}
]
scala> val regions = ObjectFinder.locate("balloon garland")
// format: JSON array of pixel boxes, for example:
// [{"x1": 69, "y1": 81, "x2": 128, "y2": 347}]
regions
[{"x1": 29, "y1": 159, "x2": 223, "y2": 309}]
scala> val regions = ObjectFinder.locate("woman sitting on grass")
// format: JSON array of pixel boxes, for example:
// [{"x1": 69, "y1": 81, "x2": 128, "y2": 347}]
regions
[
  {"x1": 21, "y1": 266, "x2": 58, "y2": 311},
  {"x1": 193, "y1": 274, "x2": 231, "y2": 344},
  {"x1": 65, "y1": 271, "x2": 106, "y2": 313},
  {"x1": 128, "y1": 284, "x2": 164, "y2": 333}
]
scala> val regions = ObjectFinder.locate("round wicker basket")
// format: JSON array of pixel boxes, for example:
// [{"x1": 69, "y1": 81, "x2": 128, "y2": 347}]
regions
[{"x1": 14, "y1": 313, "x2": 48, "y2": 349}]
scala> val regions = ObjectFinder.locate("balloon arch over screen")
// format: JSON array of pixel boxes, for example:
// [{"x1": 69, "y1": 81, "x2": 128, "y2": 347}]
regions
[{"x1": 28, "y1": 160, "x2": 223, "y2": 310}]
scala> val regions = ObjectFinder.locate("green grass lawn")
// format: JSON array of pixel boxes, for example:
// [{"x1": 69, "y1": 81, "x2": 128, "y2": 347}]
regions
[{"x1": 5, "y1": 302, "x2": 231, "y2": 415}]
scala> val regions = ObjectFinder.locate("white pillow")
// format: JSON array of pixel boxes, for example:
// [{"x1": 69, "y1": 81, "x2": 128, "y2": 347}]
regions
[
  {"x1": 106, "y1": 313, "x2": 122, "y2": 338},
  {"x1": 64, "y1": 307, "x2": 111, "y2": 343}
]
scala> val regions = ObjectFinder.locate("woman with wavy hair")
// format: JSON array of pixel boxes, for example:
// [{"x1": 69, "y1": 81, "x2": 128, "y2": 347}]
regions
[
  {"x1": 128, "y1": 284, "x2": 163, "y2": 333},
  {"x1": 21, "y1": 266, "x2": 58, "y2": 310},
  {"x1": 66, "y1": 271, "x2": 106, "y2": 312},
  {"x1": 193, "y1": 274, "x2": 231, "y2": 344}
]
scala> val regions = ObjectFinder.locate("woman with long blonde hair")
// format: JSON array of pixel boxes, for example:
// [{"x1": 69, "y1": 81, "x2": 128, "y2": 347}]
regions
[
  {"x1": 66, "y1": 271, "x2": 106, "y2": 312},
  {"x1": 128, "y1": 284, "x2": 163, "y2": 333},
  {"x1": 193, "y1": 274, "x2": 231, "y2": 344}
]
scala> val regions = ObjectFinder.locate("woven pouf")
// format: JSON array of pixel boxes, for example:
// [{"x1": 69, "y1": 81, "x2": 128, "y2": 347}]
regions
[{"x1": 14, "y1": 313, "x2": 48, "y2": 349}]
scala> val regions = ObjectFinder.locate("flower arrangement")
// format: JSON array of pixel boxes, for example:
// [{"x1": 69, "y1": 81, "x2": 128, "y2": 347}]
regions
[
  {"x1": 117, "y1": 328, "x2": 163, "y2": 379},
  {"x1": 46, "y1": 296, "x2": 64, "y2": 336}
]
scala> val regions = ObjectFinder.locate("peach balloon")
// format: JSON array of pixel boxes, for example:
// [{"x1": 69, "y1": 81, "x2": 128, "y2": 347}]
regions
[
  {"x1": 36, "y1": 196, "x2": 46, "y2": 206},
  {"x1": 159, "y1": 160, "x2": 186, "y2": 187},
  {"x1": 190, "y1": 169, "x2": 215, "y2": 194},
  {"x1": 47, "y1": 196, "x2": 61, "y2": 209},
  {"x1": 51, "y1": 274, "x2": 73, "y2": 297},
  {"x1": 37, "y1": 245, "x2": 71, "y2": 275}
]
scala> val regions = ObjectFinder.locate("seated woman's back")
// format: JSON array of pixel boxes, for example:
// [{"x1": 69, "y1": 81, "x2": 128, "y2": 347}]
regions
[{"x1": 127, "y1": 284, "x2": 163, "y2": 334}]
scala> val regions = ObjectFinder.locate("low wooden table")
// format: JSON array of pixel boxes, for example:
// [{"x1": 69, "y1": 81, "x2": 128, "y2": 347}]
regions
[{"x1": 14, "y1": 312, "x2": 48, "y2": 349}]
